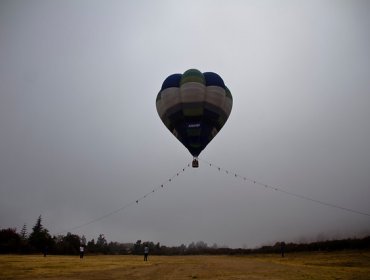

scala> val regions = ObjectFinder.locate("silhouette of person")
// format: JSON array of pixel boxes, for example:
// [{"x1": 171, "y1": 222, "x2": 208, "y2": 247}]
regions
[
  {"x1": 280, "y1": 242, "x2": 286, "y2": 258},
  {"x1": 79, "y1": 245, "x2": 84, "y2": 259},
  {"x1": 144, "y1": 245, "x2": 149, "y2": 261},
  {"x1": 43, "y1": 246, "x2": 48, "y2": 257}
]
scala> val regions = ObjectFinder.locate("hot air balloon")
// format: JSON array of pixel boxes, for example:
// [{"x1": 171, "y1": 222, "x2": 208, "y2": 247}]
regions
[{"x1": 156, "y1": 69, "x2": 233, "y2": 167}]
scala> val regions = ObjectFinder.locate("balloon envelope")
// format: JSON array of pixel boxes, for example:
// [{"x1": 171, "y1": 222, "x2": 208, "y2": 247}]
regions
[{"x1": 156, "y1": 69, "x2": 233, "y2": 157}]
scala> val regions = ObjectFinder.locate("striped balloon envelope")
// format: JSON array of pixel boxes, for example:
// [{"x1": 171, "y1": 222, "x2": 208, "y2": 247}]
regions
[{"x1": 156, "y1": 69, "x2": 233, "y2": 167}]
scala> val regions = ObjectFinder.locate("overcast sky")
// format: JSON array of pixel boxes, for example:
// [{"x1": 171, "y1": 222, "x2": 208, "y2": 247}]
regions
[{"x1": 1, "y1": 0, "x2": 369, "y2": 248}]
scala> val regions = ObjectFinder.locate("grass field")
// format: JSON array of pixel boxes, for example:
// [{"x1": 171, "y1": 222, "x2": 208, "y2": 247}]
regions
[{"x1": 1, "y1": 251, "x2": 370, "y2": 280}]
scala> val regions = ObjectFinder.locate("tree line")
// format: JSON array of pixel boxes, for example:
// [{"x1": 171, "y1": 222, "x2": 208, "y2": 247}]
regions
[
  {"x1": 0, "y1": 216, "x2": 133, "y2": 255},
  {"x1": 1, "y1": 216, "x2": 369, "y2": 255}
]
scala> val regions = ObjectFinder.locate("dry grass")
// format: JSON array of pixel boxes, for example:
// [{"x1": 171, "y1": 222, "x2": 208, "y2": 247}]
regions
[{"x1": 1, "y1": 251, "x2": 369, "y2": 279}]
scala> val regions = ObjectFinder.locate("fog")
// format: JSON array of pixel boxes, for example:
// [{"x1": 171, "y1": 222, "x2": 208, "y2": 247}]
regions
[{"x1": 1, "y1": 0, "x2": 369, "y2": 248}]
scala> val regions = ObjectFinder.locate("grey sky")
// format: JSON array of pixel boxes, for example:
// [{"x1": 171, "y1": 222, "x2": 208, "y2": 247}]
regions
[{"x1": 1, "y1": 0, "x2": 369, "y2": 248}]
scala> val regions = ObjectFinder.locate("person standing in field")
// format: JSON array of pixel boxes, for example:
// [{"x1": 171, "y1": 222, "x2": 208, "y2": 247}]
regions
[
  {"x1": 280, "y1": 242, "x2": 286, "y2": 258},
  {"x1": 43, "y1": 246, "x2": 48, "y2": 257},
  {"x1": 144, "y1": 245, "x2": 149, "y2": 261},
  {"x1": 79, "y1": 245, "x2": 84, "y2": 259}
]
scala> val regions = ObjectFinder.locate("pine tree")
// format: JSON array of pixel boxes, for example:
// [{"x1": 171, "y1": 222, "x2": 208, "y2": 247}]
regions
[
  {"x1": 32, "y1": 215, "x2": 43, "y2": 234},
  {"x1": 20, "y1": 224, "x2": 28, "y2": 241},
  {"x1": 96, "y1": 234, "x2": 108, "y2": 253},
  {"x1": 28, "y1": 215, "x2": 53, "y2": 253},
  {"x1": 80, "y1": 235, "x2": 87, "y2": 246}
]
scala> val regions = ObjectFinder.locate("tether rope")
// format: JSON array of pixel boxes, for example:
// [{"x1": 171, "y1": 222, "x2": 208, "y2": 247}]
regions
[
  {"x1": 55, "y1": 162, "x2": 191, "y2": 235},
  {"x1": 200, "y1": 158, "x2": 370, "y2": 218}
]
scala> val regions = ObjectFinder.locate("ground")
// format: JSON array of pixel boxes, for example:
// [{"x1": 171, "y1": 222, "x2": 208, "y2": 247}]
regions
[{"x1": 1, "y1": 251, "x2": 370, "y2": 279}]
